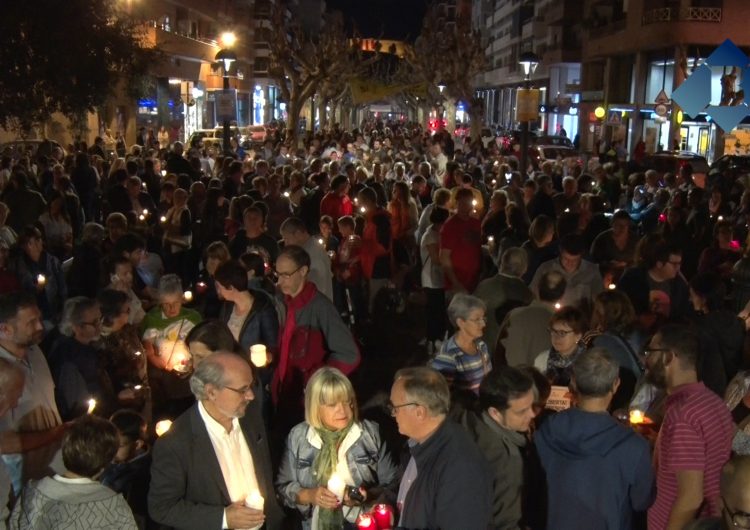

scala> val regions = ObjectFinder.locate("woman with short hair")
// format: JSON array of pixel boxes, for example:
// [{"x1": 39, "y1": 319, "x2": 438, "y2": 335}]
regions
[
  {"x1": 10, "y1": 416, "x2": 137, "y2": 529},
  {"x1": 534, "y1": 306, "x2": 587, "y2": 387},
  {"x1": 276, "y1": 367, "x2": 397, "y2": 529},
  {"x1": 430, "y1": 293, "x2": 492, "y2": 398}
]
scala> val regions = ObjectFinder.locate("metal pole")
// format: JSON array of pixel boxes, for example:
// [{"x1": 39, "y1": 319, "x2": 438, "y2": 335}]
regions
[
  {"x1": 520, "y1": 77, "x2": 531, "y2": 177},
  {"x1": 222, "y1": 70, "x2": 231, "y2": 155}
]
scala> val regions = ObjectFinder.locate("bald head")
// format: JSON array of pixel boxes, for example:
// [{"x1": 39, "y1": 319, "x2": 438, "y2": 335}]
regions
[{"x1": 722, "y1": 455, "x2": 750, "y2": 512}]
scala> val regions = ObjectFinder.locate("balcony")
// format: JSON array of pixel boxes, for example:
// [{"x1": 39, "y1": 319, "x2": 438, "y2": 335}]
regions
[
  {"x1": 138, "y1": 23, "x2": 218, "y2": 63},
  {"x1": 642, "y1": 7, "x2": 722, "y2": 25},
  {"x1": 587, "y1": 18, "x2": 626, "y2": 39}
]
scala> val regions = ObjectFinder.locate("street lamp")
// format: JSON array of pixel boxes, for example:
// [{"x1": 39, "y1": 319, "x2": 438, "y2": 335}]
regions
[
  {"x1": 215, "y1": 32, "x2": 237, "y2": 155},
  {"x1": 518, "y1": 51, "x2": 540, "y2": 178},
  {"x1": 437, "y1": 80, "x2": 447, "y2": 94}
]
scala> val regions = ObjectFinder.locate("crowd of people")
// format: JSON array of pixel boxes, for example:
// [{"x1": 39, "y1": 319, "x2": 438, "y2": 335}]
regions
[{"x1": 1, "y1": 118, "x2": 750, "y2": 530}]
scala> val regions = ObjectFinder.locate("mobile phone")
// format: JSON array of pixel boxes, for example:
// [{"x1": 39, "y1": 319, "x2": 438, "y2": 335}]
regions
[{"x1": 346, "y1": 486, "x2": 365, "y2": 503}]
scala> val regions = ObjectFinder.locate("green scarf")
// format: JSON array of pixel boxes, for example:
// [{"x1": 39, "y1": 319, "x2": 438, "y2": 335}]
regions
[{"x1": 313, "y1": 422, "x2": 353, "y2": 530}]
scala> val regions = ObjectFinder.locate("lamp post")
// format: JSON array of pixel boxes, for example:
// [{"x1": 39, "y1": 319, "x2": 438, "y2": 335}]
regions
[
  {"x1": 436, "y1": 80, "x2": 447, "y2": 128},
  {"x1": 518, "y1": 51, "x2": 539, "y2": 178},
  {"x1": 215, "y1": 32, "x2": 237, "y2": 156}
]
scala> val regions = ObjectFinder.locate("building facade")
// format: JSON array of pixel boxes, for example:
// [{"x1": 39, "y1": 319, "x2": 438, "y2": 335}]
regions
[
  {"x1": 578, "y1": 0, "x2": 750, "y2": 161},
  {"x1": 474, "y1": 0, "x2": 583, "y2": 140}
]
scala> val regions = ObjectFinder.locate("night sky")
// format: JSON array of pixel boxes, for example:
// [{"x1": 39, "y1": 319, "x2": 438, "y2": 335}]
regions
[{"x1": 325, "y1": 0, "x2": 429, "y2": 42}]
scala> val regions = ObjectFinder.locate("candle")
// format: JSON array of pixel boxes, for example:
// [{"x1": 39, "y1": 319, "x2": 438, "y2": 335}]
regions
[
  {"x1": 472, "y1": 199, "x2": 478, "y2": 207},
  {"x1": 87, "y1": 398, "x2": 97, "y2": 414},
  {"x1": 554, "y1": 302, "x2": 562, "y2": 310},
  {"x1": 564, "y1": 208, "x2": 570, "y2": 213},
  {"x1": 491, "y1": 179, "x2": 497, "y2": 186},
  {"x1": 629, "y1": 409, "x2": 645, "y2": 425},
  {"x1": 142, "y1": 208, "x2": 149, "y2": 216},
  {"x1": 373, "y1": 504, "x2": 394, "y2": 529},
  {"x1": 327, "y1": 473, "x2": 346, "y2": 502},
  {"x1": 138, "y1": 214, "x2": 146, "y2": 221},
  {"x1": 718, "y1": 215, "x2": 724, "y2": 221},
  {"x1": 245, "y1": 490, "x2": 265, "y2": 510},
  {"x1": 196, "y1": 281, "x2": 208, "y2": 294},
  {"x1": 360, "y1": 206, "x2": 366, "y2": 214},
  {"x1": 318, "y1": 238, "x2": 324, "y2": 246},
  {"x1": 160, "y1": 215, "x2": 167, "y2": 223},
  {"x1": 161, "y1": 170, "x2": 167, "y2": 177},
  {"x1": 155, "y1": 419, "x2": 172, "y2": 437},
  {"x1": 487, "y1": 236, "x2": 494, "y2": 243},
  {"x1": 356, "y1": 513, "x2": 376, "y2": 529},
  {"x1": 354, "y1": 197, "x2": 359, "y2": 205},
  {"x1": 134, "y1": 350, "x2": 142, "y2": 357},
  {"x1": 183, "y1": 290, "x2": 193, "y2": 302},
  {"x1": 36, "y1": 274, "x2": 46, "y2": 286},
  {"x1": 250, "y1": 345, "x2": 267, "y2": 368},
  {"x1": 327, "y1": 250, "x2": 336, "y2": 260},
  {"x1": 283, "y1": 191, "x2": 290, "y2": 198},
  {"x1": 608, "y1": 283, "x2": 616, "y2": 290},
  {"x1": 134, "y1": 384, "x2": 143, "y2": 391}
]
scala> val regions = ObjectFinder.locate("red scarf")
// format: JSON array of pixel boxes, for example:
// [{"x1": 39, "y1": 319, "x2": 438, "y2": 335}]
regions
[{"x1": 273, "y1": 281, "x2": 318, "y2": 403}]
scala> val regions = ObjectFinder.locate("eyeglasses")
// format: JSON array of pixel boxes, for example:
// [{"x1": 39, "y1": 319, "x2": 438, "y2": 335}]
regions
[
  {"x1": 723, "y1": 497, "x2": 750, "y2": 529},
  {"x1": 223, "y1": 384, "x2": 254, "y2": 397},
  {"x1": 643, "y1": 347, "x2": 670, "y2": 357},
  {"x1": 272, "y1": 265, "x2": 303, "y2": 282},
  {"x1": 385, "y1": 401, "x2": 420, "y2": 416},
  {"x1": 548, "y1": 327, "x2": 575, "y2": 338},
  {"x1": 466, "y1": 317, "x2": 487, "y2": 324}
]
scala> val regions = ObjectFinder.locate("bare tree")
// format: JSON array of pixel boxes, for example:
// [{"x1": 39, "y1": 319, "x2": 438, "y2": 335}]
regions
[
  {"x1": 405, "y1": 4, "x2": 486, "y2": 139},
  {"x1": 268, "y1": 2, "x2": 377, "y2": 145}
]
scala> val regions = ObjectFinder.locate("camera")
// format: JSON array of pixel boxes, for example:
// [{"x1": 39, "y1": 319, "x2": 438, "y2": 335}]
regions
[{"x1": 346, "y1": 486, "x2": 365, "y2": 503}]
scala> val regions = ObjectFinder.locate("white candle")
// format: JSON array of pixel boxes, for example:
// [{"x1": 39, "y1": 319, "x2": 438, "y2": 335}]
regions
[
  {"x1": 87, "y1": 398, "x2": 97, "y2": 414},
  {"x1": 183, "y1": 290, "x2": 193, "y2": 302},
  {"x1": 608, "y1": 283, "x2": 616, "y2": 290},
  {"x1": 36, "y1": 274, "x2": 46, "y2": 286},
  {"x1": 327, "y1": 473, "x2": 346, "y2": 501},
  {"x1": 245, "y1": 490, "x2": 265, "y2": 510},
  {"x1": 487, "y1": 236, "x2": 494, "y2": 243},
  {"x1": 160, "y1": 215, "x2": 167, "y2": 223},
  {"x1": 318, "y1": 238, "x2": 324, "y2": 246},
  {"x1": 142, "y1": 208, "x2": 149, "y2": 216},
  {"x1": 360, "y1": 206, "x2": 366, "y2": 214},
  {"x1": 161, "y1": 170, "x2": 167, "y2": 177},
  {"x1": 134, "y1": 384, "x2": 143, "y2": 391},
  {"x1": 138, "y1": 214, "x2": 146, "y2": 221},
  {"x1": 283, "y1": 191, "x2": 290, "y2": 198},
  {"x1": 554, "y1": 302, "x2": 562, "y2": 310},
  {"x1": 155, "y1": 419, "x2": 172, "y2": 437},
  {"x1": 472, "y1": 199, "x2": 478, "y2": 206},
  {"x1": 250, "y1": 345, "x2": 267, "y2": 368}
]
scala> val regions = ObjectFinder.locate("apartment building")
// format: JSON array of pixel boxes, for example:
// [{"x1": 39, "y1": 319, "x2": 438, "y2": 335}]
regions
[
  {"x1": 578, "y1": 0, "x2": 750, "y2": 160},
  {"x1": 474, "y1": 0, "x2": 583, "y2": 139}
]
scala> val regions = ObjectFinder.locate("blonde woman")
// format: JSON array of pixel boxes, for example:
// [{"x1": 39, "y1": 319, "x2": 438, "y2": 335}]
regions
[{"x1": 276, "y1": 367, "x2": 397, "y2": 529}]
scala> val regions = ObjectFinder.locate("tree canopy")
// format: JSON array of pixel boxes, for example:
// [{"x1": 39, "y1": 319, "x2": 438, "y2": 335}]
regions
[{"x1": 0, "y1": 0, "x2": 154, "y2": 132}]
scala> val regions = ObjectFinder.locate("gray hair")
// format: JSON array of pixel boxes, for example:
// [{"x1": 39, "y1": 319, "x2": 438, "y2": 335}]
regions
[
  {"x1": 446, "y1": 293, "x2": 486, "y2": 327},
  {"x1": 499, "y1": 247, "x2": 528, "y2": 277},
  {"x1": 572, "y1": 347, "x2": 619, "y2": 398},
  {"x1": 158, "y1": 274, "x2": 183, "y2": 299},
  {"x1": 59, "y1": 297, "x2": 99, "y2": 337},
  {"x1": 395, "y1": 366, "x2": 450, "y2": 416},
  {"x1": 81, "y1": 222, "x2": 106, "y2": 245},
  {"x1": 189, "y1": 355, "x2": 228, "y2": 400}
]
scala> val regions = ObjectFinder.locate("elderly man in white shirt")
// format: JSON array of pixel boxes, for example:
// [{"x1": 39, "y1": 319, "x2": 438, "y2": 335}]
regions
[{"x1": 148, "y1": 352, "x2": 284, "y2": 530}]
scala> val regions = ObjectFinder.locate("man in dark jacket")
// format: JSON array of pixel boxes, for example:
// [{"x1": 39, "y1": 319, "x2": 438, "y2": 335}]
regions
[
  {"x1": 166, "y1": 142, "x2": 199, "y2": 181},
  {"x1": 390, "y1": 366, "x2": 492, "y2": 529},
  {"x1": 535, "y1": 348, "x2": 654, "y2": 530},
  {"x1": 459, "y1": 366, "x2": 536, "y2": 529}
]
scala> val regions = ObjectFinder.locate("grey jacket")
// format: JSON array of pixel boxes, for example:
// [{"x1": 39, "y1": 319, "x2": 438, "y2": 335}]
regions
[{"x1": 276, "y1": 419, "x2": 398, "y2": 525}]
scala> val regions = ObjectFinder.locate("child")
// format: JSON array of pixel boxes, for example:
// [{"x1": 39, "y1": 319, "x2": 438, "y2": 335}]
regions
[
  {"x1": 100, "y1": 410, "x2": 151, "y2": 529},
  {"x1": 335, "y1": 216, "x2": 364, "y2": 324},
  {"x1": 318, "y1": 215, "x2": 340, "y2": 253}
]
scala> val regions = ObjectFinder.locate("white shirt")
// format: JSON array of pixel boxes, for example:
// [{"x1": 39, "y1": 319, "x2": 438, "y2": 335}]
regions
[{"x1": 197, "y1": 402, "x2": 260, "y2": 530}]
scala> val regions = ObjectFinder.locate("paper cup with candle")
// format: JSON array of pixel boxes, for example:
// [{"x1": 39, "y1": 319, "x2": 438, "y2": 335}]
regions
[
  {"x1": 250, "y1": 345, "x2": 268, "y2": 368},
  {"x1": 36, "y1": 274, "x2": 47, "y2": 287},
  {"x1": 373, "y1": 503, "x2": 395, "y2": 529},
  {"x1": 356, "y1": 513, "x2": 376, "y2": 529},
  {"x1": 326, "y1": 473, "x2": 346, "y2": 502},
  {"x1": 86, "y1": 398, "x2": 97, "y2": 414},
  {"x1": 183, "y1": 290, "x2": 193, "y2": 302}
]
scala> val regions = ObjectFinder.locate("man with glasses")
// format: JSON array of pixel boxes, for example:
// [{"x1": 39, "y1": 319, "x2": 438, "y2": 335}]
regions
[
  {"x1": 0, "y1": 292, "x2": 66, "y2": 496},
  {"x1": 149, "y1": 352, "x2": 283, "y2": 530},
  {"x1": 389, "y1": 366, "x2": 491, "y2": 529},
  {"x1": 280, "y1": 216, "x2": 333, "y2": 301},
  {"x1": 645, "y1": 324, "x2": 733, "y2": 530},
  {"x1": 48, "y1": 296, "x2": 113, "y2": 421},
  {"x1": 618, "y1": 240, "x2": 690, "y2": 321}
]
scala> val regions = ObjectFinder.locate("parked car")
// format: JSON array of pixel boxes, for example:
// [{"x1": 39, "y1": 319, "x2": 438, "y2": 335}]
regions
[
  {"x1": 536, "y1": 135, "x2": 574, "y2": 148},
  {"x1": 0, "y1": 139, "x2": 65, "y2": 160},
  {"x1": 642, "y1": 151, "x2": 709, "y2": 188},
  {"x1": 709, "y1": 155, "x2": 750, "y2": 177}
]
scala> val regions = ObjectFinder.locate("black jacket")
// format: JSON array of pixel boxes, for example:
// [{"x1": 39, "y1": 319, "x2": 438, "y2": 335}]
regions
[
  {"x1": 398, "y1": 419, "x2": 492, "y2": 530},
  {"x1": 617, "y1": 266, "x2": 690, "y2": 320},
  {"x1": 218, "y1": 289, "x2": 279, "y2": 352}
]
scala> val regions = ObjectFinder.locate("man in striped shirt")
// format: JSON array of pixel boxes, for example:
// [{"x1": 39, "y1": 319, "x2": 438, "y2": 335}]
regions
[{"x1": 645, "y1": 324, "x2": 734, "y2": 530}]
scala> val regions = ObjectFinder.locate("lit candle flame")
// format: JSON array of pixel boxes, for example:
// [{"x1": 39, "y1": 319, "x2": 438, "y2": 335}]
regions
[
  {"x1": 554, "y1": 302, "x2": 562, "y2": 310},
  {"x1": 487, "y1": 236, "x2": 494, "y2": 243},
  {"x1": 134, "y1": 384, "x2": 142, "y2": 391},
  {"x1": 87, "y1": 398, "x2": 97, "y2": 414},
  {"x1": 283, "y1": 191, "x2": 290, "y2": 198},
  {"x1": 134, "y1": 350, "x2": 142, "y2": 356},
  {"x1": 138, "y1": 214, "x2": 145, "y2": 221},
  {"x1": 160, "y1": 215, "x2": 167, "y2": 223},
  {"x1": 360, "y1": 206, "x2": 366, "y2": 214},
  {"x1": 36, "y1": 274, "x2": 47, "y2": 286},
  {"x1": 142, "y1": 209, "x2": 149, "y2": 216},
  {"x1": 318, "y1": 238, "x2": 324, "y2": 245},
  {"x1": 629, "y1": 409, "x2": 645, "y2": 425},
  {"x1": 161, "y1": 170, "x2": 167, "y2": 177},
  {"x1": 183, "y1": 290, "x2": 193, "y2": 302},
  {"x1": 155, "y1": 419, "x2": 172, "y2": 437},
  {"x1": 608, "y1": 283, "x2": 616, "y2": 290},
  {"x1": 718, "y1": 215, "x2": 724, "y2": 221}
]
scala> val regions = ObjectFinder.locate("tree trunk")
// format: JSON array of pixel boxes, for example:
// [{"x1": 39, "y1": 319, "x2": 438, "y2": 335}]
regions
[
  {"x1": 286, "y1": 97, "x2": 303, "y2": 148},
  {"x1": 445, "y1": 98, "x2": 456, "y2": 134},
  {"x1": 469, "y1": 96, "x2": 484, "y2": 143}
]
